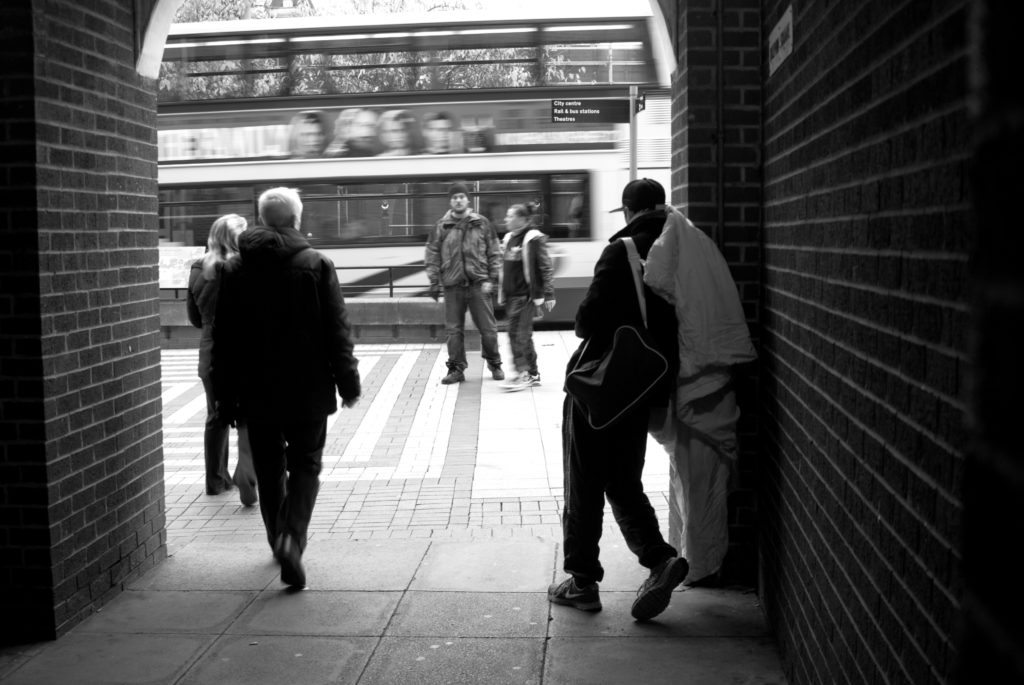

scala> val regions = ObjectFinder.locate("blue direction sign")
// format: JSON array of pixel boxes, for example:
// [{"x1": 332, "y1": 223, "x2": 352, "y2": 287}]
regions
[{"x1": 551, "y1": 99, "x2": 631, "y2": 124}]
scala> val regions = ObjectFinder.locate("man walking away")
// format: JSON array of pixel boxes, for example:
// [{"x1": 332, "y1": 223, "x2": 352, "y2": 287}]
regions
[{"x1": 212, "y1": 187, "x2": 361, "y2": 588}]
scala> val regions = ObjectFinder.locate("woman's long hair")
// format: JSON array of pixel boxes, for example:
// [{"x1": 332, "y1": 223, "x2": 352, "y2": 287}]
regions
[{"x1": 201, "y1": 214, "x2": 246, "y2": 279}]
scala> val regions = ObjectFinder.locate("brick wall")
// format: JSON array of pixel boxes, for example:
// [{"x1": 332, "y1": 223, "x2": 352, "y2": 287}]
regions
[
  {"x1": 759, "y1": 1, "x2": 969, "y2": 683},
  {"x1": 958, "y1": 1, "x2": 1024, "y2": 681},
  {"x1": 0, "y1": 0, "x2": 165, "y2": 642},
  {"x1": 658, "y1": 0, "x2": 762, "y2": 581}
]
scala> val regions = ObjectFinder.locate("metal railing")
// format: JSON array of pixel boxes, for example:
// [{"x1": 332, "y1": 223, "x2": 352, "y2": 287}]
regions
[
  {"x1": 160, "y1": 265, "x2": 427, "y2": 300},
  {"x1": 335, "y1": 265, "x2": 427, "y2": 298}
]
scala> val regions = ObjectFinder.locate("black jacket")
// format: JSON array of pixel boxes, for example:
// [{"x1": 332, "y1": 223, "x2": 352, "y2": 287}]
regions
[
  {"x1": 211, "y1": 225, "x2": 361, "y2": 422},
  {"x1": 186, "y1": 260, "x2": 223, "y2": 379},
  {"x1": 570, "y1": 208, "x2": 679, "y2": 404}
]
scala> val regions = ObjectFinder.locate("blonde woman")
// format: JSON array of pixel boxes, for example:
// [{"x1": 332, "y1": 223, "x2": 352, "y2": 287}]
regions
[{"x1": 186, "y1": 214, "x2": 257, "y2": 505}]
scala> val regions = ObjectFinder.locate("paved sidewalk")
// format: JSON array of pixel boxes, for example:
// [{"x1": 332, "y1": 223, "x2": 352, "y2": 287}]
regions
[
  {"x1": 0, "y1": 331, "x2": 787, "y2": 685},
  {"x1": 158, "y1": 330, "x2": 667, "y2": 546}
]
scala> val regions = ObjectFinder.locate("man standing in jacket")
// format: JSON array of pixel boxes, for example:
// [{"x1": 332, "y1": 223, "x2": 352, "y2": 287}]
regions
[
  {"x1": 212, "y1": 187, "x2": 361, "y2": 588},
  {"x1": 549, "y1": 178, "x2": 688, "y2": 621},
  {"x1": 424, "y1": 182, "x2": 504, "y2": 384}
]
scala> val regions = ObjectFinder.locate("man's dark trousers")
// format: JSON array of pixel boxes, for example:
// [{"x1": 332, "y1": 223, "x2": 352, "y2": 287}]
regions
[
  {"x1": 561, "y1": 395, "x2": 677, "y2": 584},
  {"x1": 443, "y1": 282, "x2": 501, "y2": 371},
  {"x1": 247, "y1": 417, "x2": 327, "y2": 552}
]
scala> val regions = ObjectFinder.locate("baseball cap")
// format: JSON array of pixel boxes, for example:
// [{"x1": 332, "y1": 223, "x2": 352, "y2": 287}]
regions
[{"x1": 609, "y1": 178, "x2": 666, "y2": 212}]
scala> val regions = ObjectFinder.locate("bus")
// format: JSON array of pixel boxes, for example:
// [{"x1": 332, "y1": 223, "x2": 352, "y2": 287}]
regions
[{"x1": 157, "y1": 8, "x2": 673, "y2": 323}]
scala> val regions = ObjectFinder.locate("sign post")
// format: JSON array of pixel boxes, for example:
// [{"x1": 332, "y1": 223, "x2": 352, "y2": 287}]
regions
[
  {"x1": 551, "y1": 92, "x2": 644, "y2": 179},
  {"x1": 550, "y1": 99, "x2": 631, "y2": 124},
  {"x1": 629, "y1": 86, "x2": 638, "y2": 180}
]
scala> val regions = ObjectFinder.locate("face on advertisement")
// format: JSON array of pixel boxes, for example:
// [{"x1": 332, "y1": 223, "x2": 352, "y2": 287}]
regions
[
  {"x1": 294, "y1": 117, "x2": 326, "y2": 157},
  {"x1": 350, "y1": 110, "x2": 378, "y2": 143},
  {"x1": 424, "y1": 115, "x2": 455, "y2": 154},
  {"x1": 380, "y1": 111, "x2": 413, "y2": 152}
]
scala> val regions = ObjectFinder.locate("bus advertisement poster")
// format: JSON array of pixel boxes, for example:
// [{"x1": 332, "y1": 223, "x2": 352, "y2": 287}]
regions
[{"x1": 158, "y1": 100, "x2": 620, "y2": 163}]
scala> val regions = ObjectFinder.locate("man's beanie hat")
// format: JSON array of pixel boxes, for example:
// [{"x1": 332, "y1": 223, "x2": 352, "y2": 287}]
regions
[
  {"x1": 610, "y1": 177, "x2": 665, "y2": 212},
  {"x1": 448, "y1": 182, "x2": 470, "y2": 198}
]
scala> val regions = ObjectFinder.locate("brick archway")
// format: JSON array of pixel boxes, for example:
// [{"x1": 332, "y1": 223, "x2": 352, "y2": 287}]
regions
[
  {"x1": 137, "y1": 0, "x2": 187, "y2": 79},
  {"x1": 1, "y1": 0, "x2": 167, "y2": 644}
]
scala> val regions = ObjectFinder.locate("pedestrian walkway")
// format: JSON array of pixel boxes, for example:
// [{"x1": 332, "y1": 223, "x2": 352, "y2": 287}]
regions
[{"x1": 0, "y1": 331, "x2": 787, "y2": 685}]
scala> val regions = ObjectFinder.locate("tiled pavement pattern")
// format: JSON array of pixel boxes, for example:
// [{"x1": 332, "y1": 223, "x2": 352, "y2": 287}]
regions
[{"x1": 160, "y1": 330, "x2": 670, "y2": 546}]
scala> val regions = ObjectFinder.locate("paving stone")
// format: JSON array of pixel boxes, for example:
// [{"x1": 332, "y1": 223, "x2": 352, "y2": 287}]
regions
[
  {"x1": 387, "y1": 591, "x2": 549, "y2": 637},
  {"x1": 412, "y1": 540, "x2": 555, "y2": 592},
  {"x1": 297, "y1": 539, "x2": 429, "y2": 590},
  {"x1": 228, "y1": 590, "x2": 401, "y2": 636},
  {"x1": 176, "y1": 635, "x2": 376, "y2": 685},
  {"x1": 127, "y1": 542, "x2": 278, "y2": 591},
  {"x1": 544, "y1": 636, "x2": 788, "y2": 685},
  {"x1": 75, "y1": 590, "x2": 256, "y2": 635},
  {"x1": 358, "y1": 637, "x2": 544, "y2": 685},
  {"x1": 0, "y1": 633, "x2": 213, "y2": 685}
]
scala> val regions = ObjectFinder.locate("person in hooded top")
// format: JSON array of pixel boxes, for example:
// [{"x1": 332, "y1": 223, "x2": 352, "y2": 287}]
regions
[
  {"x1": 549, "y1": 178, "x2": 687, "y2": 622},
  {"x1": 498, "y1": 202, "x2": 555, "y2": 391},
  {"x1": 212, "y1": 187, "x2": 361, "y2": 588}
]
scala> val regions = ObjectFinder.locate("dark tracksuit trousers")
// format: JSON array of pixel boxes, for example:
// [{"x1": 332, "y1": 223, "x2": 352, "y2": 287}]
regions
[{"x1": 561, "y1": 395, "x2": 677, "y2": 584}]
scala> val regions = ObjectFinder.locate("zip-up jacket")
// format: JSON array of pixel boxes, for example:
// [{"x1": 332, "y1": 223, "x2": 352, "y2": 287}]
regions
[
  {"x1": 424, "y1": 210, "x2": 501, "y2": 288},
  {"x1": 186, "y1": 259, "x2": 224, "y2": 379},
  {"x1": 500, "y1": 228, "x2": 555, "y2": 303}
]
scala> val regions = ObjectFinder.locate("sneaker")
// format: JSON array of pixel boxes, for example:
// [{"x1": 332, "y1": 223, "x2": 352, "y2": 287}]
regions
[
  {"x1": 489, "y1": 365, "x2": 505, "y2": 381},
  {"x1": 502, "y1": 372, "x2": 532, "y2": 392},
  {"x1": 631, "y1": 556, "x2": 688, "y2": 621},
  {"x1": 441, "y1": 369, "x2": 465, "y2": 385},
  {"x1": 548, "y1": 577, "x2": 602, "y2": 612},
  {"x1": 274, "y1": 533, "x2": 306, "y2": 588},
  {"x1": 528, "y1": 373, "x2": 541, "y2": 386}
]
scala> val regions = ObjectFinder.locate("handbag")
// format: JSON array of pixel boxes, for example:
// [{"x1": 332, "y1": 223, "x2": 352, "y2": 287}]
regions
[{"x1": 565, "y1": 237, "x2": 669, "y2": 430}]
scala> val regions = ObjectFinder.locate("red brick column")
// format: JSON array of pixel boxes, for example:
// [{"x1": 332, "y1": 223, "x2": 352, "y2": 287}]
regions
[{"x1": 0, "y1": 0, "x2": 165, "y2": 643}]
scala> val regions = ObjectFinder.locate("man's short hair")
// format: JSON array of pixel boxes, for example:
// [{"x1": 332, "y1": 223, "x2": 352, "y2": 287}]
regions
[{"x1": 259, "y1": 187, "x2": 303, "y2": 229}]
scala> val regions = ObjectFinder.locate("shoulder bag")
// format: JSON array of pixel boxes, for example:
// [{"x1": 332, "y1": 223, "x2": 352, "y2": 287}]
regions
[{"x1": 564, "y1": 237, "x2": 669, "y2": 430}]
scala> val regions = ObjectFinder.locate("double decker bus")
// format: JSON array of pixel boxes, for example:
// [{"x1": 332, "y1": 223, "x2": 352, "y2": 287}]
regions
[{"x1": 157, "y1": 7, "x2": 673, "y2": 322}]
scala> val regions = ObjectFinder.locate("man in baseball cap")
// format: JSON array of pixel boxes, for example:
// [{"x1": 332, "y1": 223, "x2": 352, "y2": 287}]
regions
[
  {"x1": 609, "y1": 177, "x2": 666, "y2": 213},
  {"x1": 551, "y1": 174, "x2": 686, "y2": 621}
]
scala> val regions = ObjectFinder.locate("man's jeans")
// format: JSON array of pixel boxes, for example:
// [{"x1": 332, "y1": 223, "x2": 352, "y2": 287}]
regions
[
  {"x1": 506, "y1": 295, "x2": 538, "y2": 374},
  {"x1": 443, "y1": 283, "x2": 501, "y2": 371}
]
